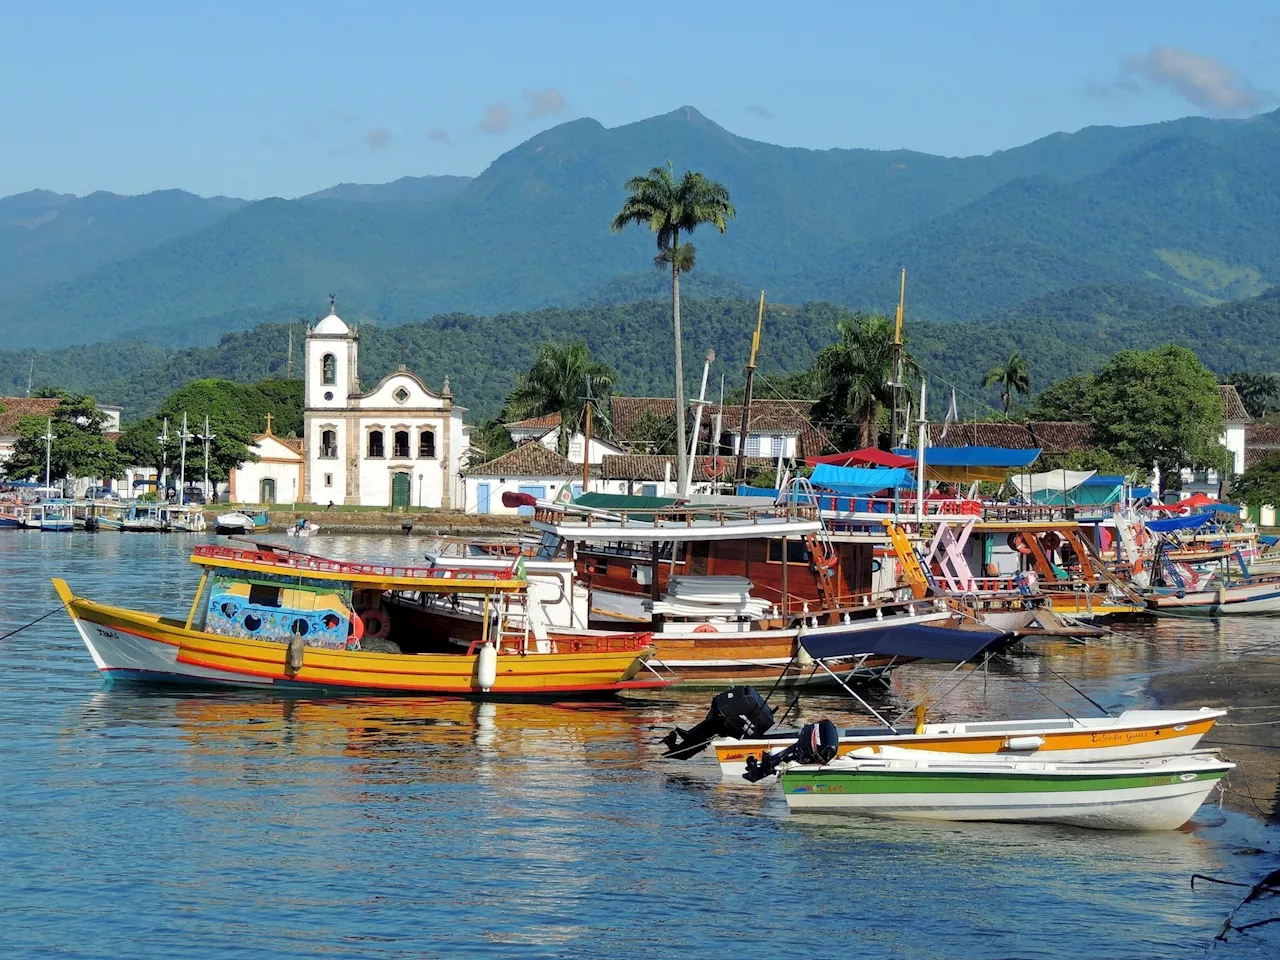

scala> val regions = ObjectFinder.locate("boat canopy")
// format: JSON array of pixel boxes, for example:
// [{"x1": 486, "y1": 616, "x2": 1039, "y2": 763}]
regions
[
  {"x1": 894, "y1": 446, "x2": 1040, "y2": 483},
  {"x1": 1012, "y1": 470, "x2": 1096, "y2": 497},
  {"x1": 807, "y1": 448, "x2": 917, "y2": 469},
  {"x1": 572, "y1": 492, "x2": 679, "y2": 511},
  {"x1": 808, "y1": 464, "x2": 915, "y2": 496},
  {"x1": 798, "y1": 621, "x2": 1003, "y2": 662},
  {"x1": 1143, "y1": 512, "x2": 1219, "y2": 533}
]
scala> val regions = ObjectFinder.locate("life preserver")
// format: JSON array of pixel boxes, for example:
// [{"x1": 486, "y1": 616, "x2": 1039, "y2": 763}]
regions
[
  {"x1": 702, "y1": 456, "x2": 727, "y2": 478},
  {"x1": 1007, "y1": 533, "x2": 1032, "y2": 555},
  {"x1": 357, "y1": 608, "x2": 390, "y2": 641},
  {"x1": 348, "y1": 611, "x2": 366, "y2": 642},
  {"x1": 813, "y1": 551, "x2": 837, "y2": 574},
  {"x1": 693, "y1": 623, "x2": 719, "y2": 633},
  {"x1": 1041, "y1": 532, "x2": 1062, "y2": 553}
]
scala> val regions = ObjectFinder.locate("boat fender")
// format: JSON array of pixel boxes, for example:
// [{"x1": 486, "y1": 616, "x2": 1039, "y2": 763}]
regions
[
  {"x1": 795, "y1": 641, "x2": 814, "y2": 669},
  {"x1": 476, "y1": 642, "x2": 498, "y2": 692},
  {"x1": 693, "y1": 623, "x2": 719, "y2": 634},
  {"x1": 285, "y1": 634, "x2": 305, "y2": 674},
  {"x1": 1004, "y1": 735, "x2": 1045, "y2": 751}
]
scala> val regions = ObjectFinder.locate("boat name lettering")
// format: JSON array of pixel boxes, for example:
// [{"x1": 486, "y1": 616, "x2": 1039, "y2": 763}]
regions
[
  {"x1": 93, "y1": 626, "x2": 121, "y2": 640},
  {"x1": 1089, "y1": 730, "x2": 1153, "y2": 744}
]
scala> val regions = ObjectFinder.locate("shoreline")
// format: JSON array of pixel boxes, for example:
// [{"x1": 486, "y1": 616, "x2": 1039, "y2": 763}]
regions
[
  {"x1": 1147, "y1": 658, "x2": 1280, "y2": 823},
  {"x1": 208, "y1": 507, "x2": 528, "y2": 536}
]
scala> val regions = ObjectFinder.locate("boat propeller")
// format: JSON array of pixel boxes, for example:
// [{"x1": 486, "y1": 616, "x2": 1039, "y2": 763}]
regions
[
  {"x1": 743, "y1": 719, "x2": 840, "y2": 783},
  {"x1": 661, "y1": 686, "x2": 775, "y2": 760}
]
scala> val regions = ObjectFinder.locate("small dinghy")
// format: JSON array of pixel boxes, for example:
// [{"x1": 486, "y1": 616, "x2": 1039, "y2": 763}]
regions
[
  {"x1": 214, "y1": 512, "x2": 266, "y2": 535},
  {"x1": 778, "y1": 745, "x2": 1232, "y2": 830}
]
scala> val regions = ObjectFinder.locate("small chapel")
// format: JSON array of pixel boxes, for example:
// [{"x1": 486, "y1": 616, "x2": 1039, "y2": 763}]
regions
[{"x1": 303, "y1": 300, "x2": 469, "y2": 509}]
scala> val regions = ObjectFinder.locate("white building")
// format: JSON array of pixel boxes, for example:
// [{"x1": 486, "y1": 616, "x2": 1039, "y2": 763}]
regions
[
  {"x1": 229, "y1": 426, "x2": 304, "y2": 504},
  {"x1": 302, "y1": 304, "x2": 468, "y2": 508},
  {"x1": 1178, "y1": 384, "x2": 1251, "y2": 497},
  {"x1": 463, "y1": 442, "x2": 580, "y2": 515},
  {"x1": 503, "y1": 411, "x2": 624, "y2": 465}
]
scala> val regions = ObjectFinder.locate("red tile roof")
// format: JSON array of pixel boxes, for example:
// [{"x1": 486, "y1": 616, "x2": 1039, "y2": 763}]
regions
[
  {"x1": 466, "y1": 442, "x2": 577, "y2": 478},
  {"x1": 505, "y1": 411, "x2": 561, "y2": 432},
  {"x1": 0, "y1": 397, "x2": 60, "y2": 438},
  {"x1": 927, "y1": 421, "x2": 1093, "y2": 453},
  {"x1": 608, "y1": 397, "x2": 829, "y2": 458},
  {"x1": 1220, "y1": 384, "x2": 1251, "y2": 423},
  {"x1": 1245, "y1": 423, "x2": 1280, "y2": 469},
  {"x1": 599, "y1": 454, "x2": 776, "y2": 482}
]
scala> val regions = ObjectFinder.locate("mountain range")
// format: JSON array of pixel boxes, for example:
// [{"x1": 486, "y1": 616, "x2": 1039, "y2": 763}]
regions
[{"x1": 2, "y1": 105, "x2": 1279, "y2": 351}]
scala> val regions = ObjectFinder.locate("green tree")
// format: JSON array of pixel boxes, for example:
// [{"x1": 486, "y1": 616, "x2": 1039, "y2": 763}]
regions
[
  {"x1": 155, "y1": 379, "x2": 261, "y2": 484},
  {"x1": 3, "y1": 395, "x2": 123, "y2": 484},
  {"x1": 610, "y1": 163, "x2": 735, "y2": 493},
  {"x1": 811, "y1": 313, "x2": 902, "y2": 450},
  {"x1": 983, "y1": 351, "x2": 1032, "y2": 414},
  {"x1": 253, "y1": 378, "x2": 305, "y2": 436},
  {"x1": 626, "y1": 409, "x2": 678, "y2": 455},
  {"x1": 1030, "y1": 373, "x2": 1095, "y2": 421},
  {"x1": 1224, "y1": 371, "x2": 1280, "y2": 419},
  {"x1": 468, "y1": 417, "x2": 516, "y2": 465},
  {"x1": 1234, "y1": 453, "x2": 1280, "y2": 506},
  {"x1": 505, "y1": 341, "x2": 617, "y2": 456},
  {"x1": 115, "y1": 417, "x2": 167, "y2": 476},
  {"x1": 1087, "y1": 345, "x2": 1227, "y2": 489}
]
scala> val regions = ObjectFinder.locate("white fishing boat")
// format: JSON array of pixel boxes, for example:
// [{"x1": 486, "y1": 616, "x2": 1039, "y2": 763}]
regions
[
  {"x1": 122, "y1": 504, "x2": 165, "y2": 532},
  {"x1": 286, "y1": 519, "x2": 320, "y2": 537},
  {"x1": 214, "y1": 511, "x2": 268, "y2": 535},
  {"x1": 779, "y1": 747, "x2": 1232, "y2": 830},
  {"x1": 714, "y1": 707, "x2": 1227, "y2": 778}
]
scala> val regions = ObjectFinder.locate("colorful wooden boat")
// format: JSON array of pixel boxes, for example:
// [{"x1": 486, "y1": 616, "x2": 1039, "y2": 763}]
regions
[
  {"x1": 34, "y1": 502, "x2": 74, "y2": 532},
  {"x1": 714, "y1": 707, "x2": 1226, "y2": 777},
  {"x1": 52, "y1": 543, "x2": 673, "y2": 698},
  {"x1": 1144, "y1": 577, "x2": 1280, "y2": 615},
  {"x1": 778, "y1": 747, "x2": 1232, "y2": 830},
  {"x1": 121, "y1": 503, "x2": 165, "y2": 531}
]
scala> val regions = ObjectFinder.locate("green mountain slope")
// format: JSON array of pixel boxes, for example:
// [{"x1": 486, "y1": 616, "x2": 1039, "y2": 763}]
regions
[
  {"x1": 299, "y1": 175, "x2": 472, "y2": 203},
  {"x1": 0, "y1": 188, "x2": 246, "y2": 294},
  {"x1": 5, "y1": 286, "x2": 1279, "y2": 424},
  {"x1": 3, "y1": 106, "x2": 1279, "y2": 349}
]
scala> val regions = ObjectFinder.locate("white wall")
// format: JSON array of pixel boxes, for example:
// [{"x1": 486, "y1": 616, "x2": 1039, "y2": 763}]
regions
[{"x1": 464, "y1": 475, "x2": 576, "y2": 515}]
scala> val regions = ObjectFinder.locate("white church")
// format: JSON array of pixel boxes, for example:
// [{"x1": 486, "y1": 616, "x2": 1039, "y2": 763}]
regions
[{"x1": 302, "y1": 302, "x2": 469, "y2": 508}]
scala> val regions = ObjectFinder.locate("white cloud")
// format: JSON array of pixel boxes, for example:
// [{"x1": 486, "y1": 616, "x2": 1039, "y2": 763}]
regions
[
  {"x1": 477, "y1": 102, "x2": 513, "y2": 134},
  {"x1": 524, "y1": 88, "x2": 565, "y2": 118},
  {"x1": 1123, "y1": 46, "x2": 1267, "y2": 114}
]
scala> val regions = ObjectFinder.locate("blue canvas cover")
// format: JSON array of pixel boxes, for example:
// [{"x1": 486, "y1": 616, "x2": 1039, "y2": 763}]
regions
[
  {"x1": 808, "y1": 464, "x2": 914, "y2": 496},
  {"x1": 1143, "y1": 512, "x2": 1217, "y2": 532},
  {"x1": 799, "y1": 620, "x2": 1004, "y2": 661},
  {"x1": 894, "y1": 446, "x2": 1041, "y2": 468}
]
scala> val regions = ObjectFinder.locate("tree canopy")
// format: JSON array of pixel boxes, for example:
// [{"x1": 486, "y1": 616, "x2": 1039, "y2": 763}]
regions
[
  {"x1": 983, "y1": 352, "x2": 1032, "y2": 414},
  {"x1": 1234, "y1": 453, "x2": 1280, "y2": 507},
  {"x1": 3, "y1": 395, "x2": 122, "y2": 484},
  {"x1": 1224, "y1": 371, "x2": 1280, "y2": 419},
  {"x1": 811, "y1": 312, "x2": 903, "y2": 450},
  {"x1": 1087, "y1": 345, "x2": 1227, "y2": 486},
  {"x1": 505, "y1": 341, "x2": 617, "y2": 456}
]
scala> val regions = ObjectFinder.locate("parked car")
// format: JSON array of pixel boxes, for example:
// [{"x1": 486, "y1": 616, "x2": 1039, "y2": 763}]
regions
[{"x1": 85, "y1": 486, "x2": 117, "y2": 500}]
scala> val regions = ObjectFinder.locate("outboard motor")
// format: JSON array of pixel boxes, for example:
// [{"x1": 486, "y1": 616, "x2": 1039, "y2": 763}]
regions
[
  {"x1": 742, "y1": 719, "x2": 840, "y2": 783},
  {"x1": 661, "y1": 686, "x2": 775, "y2": 760}
]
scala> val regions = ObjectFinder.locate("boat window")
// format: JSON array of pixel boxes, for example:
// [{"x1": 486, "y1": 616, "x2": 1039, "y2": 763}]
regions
[
  {"x1": 767, "y1": 540, "x2": 810, "y2": 565},
  {"x1": 367, "y1": 430, "x2": 384, "y2": 458},
  {"x1": 243, "y1": 614, "x2": 262, "y2": 632},
  {"x1": 322, "y1": 353, "x2": 336, "y2": 386},
  {"x1": 393, "y1": 430, "x2": 411, "y2": 459},
  {"x1": 248, "y1": 584, "x2": 283, "y2": 607},
  {"x1": 418, "y1": 430, "x2": 436, "y2": 459},
  {"x1": 320, "y1": 429, "x2": 337, "y2": 458},
  {"x1": 290, "y1": 618, "x2": 310, "y2": 636}
]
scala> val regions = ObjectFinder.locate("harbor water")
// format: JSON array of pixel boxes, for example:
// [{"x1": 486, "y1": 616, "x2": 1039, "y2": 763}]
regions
[{"x1": 2, "y1": 532, "x2": 1277, "y2": 959}]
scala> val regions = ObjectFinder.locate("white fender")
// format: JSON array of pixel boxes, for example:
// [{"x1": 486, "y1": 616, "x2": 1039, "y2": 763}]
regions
[{"x1": 476, "y1": 643, "x2": 498, "y2": 692}]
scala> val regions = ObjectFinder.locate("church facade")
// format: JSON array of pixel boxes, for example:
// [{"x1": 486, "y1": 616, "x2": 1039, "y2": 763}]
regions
[{"x1": 302, "y1": 305, "x2": 469, "y2": 508}]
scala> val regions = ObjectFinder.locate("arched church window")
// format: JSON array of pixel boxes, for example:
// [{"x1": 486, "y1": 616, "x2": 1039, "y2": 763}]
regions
[
  {"x1": 393, "y1": 430, "x2": 410, "y2": 459},
  {"x1": 367, "y1": 430, "x2": 384, "y2": 458},
  {"x1": 419, "y1": 430, "x2": 436, "y2": 459},
  {"x1": 322, "y1": 354, "x2": 336, "y2": 386},
  {"x1": 320, "y1": 430, "x2": 337, "y2": 459}
]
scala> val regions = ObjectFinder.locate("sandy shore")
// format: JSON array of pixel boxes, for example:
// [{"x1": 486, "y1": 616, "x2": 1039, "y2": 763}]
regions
[{"x1": 1149, "y1": 659, "x2": 1280, "y2": 823}]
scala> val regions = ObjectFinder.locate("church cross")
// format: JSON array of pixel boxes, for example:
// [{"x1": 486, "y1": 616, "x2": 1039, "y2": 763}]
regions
[{"x1": 265, "y1": 413, "x2": 274, "y2": 434}]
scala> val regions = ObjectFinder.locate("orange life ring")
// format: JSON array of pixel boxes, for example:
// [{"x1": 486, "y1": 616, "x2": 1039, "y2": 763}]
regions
[
  {"x1": 1007, "y1": 533, "x2": 1032, "y2": 555},
  {"x1": 1041, "y1": 532, "x2": 1062, "y2": 553},
  {"x1": 702, "y1": 456, "x2": 727, "y2": 479},
  {"x1": 349, "y1": 612, "x2": 366, "y2": 641},
  {"x1": 693, "y1": 623, "x2": 719, "y2": 633}
]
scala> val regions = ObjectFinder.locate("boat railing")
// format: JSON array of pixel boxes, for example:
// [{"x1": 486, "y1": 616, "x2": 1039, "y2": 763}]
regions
[
  {"x1": 192, "y1": 543, "x2": 520, "y2": 584},
  {"x1": 469, "y1": 631, "x2": 654, "y2": 655},
  {"x1": 533, "y1": 501, "x2": 820, "y2": 528}
]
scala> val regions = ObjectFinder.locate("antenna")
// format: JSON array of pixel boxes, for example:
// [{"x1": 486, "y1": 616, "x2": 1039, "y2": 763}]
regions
[
  {"x1": 27, "y1": 357, "x2": 34, "y2": 397},
  {"x1": 287, "y1": 323, "x2": 294, "y2": 378}
]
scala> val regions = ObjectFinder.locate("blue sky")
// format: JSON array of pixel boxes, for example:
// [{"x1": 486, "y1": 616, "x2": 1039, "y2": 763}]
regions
[{"x1": 2, "y1": 1, "x2": 1277, "y2": 199}]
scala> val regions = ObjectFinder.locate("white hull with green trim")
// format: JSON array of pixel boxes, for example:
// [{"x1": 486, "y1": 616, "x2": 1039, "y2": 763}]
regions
[{"x1": 780, "y1": 748, "x2": 1232, "y2": 830}]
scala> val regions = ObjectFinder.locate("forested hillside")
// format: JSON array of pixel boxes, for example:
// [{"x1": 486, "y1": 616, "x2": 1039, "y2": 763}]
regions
[
  {"x1": 4, "y1": 286, "x2": 1277, "y2": 423},
  {"x1": 2, "y1": 106, "x2": 1278, "y2": 349}
]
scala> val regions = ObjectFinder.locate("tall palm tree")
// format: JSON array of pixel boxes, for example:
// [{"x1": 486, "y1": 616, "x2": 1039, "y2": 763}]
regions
[
  {"x1": 812, "y1": 313, "x2": 904, "y2": 450},
  {"x1": 984, "y1": 351, "x2": 1032, "y2": 414},
  {"x1": 506, "y1": 340, "x2": 617, "y2": 456},
  {"x1": 1224, "y1": 371, "x2": 1280, "y2": 419},
  {"x1": 610, "y1": 163, "x2": 735, "y2": 494}
]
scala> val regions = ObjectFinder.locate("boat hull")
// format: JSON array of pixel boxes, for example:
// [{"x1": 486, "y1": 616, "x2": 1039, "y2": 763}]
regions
[
  {"x1": 780, "y1": 754, "x2": 1231, "y2": 830},
  {"x1": 714, "y1": 708, "x2": 1225, "y2": 777},
  {"x1": 1146, "y1": 581, "x2": 1280, "y2": 616},
  {"x1": 53, "y1": 580, "x2": 670, "y2": 699}
]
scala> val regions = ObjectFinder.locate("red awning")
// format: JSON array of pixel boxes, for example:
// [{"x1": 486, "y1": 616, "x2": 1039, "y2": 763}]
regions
[{"x1": 808, "y1": 447, "x2": 916, "y2": 469}]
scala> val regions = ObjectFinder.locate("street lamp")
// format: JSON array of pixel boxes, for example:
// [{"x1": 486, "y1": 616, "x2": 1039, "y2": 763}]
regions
[
  {"x1": 196, "y1": 415, "x2": 216, "y2": 503},
  {"x1": 42, "y1": 417, "x2": 54, "y2": 495},
  {"x1": 157, "y1": 417, "x2": 171, "y2": 499},
  {"x1": 418, "y1": 472, "x2": 424, "y2": 507},
  {"x1": 178, "y1": 412, "x2": 192, "y2": 506}
]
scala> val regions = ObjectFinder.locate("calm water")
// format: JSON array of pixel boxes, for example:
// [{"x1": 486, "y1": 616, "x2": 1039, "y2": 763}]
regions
[{"x1": 2, "y1": 532, "x2": 1278, "y2": 959}]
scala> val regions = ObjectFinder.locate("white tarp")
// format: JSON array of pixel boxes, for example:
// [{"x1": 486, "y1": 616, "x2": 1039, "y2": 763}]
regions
[{"x1": 1012, "y1": 469, "x2": 1096, "y2": 496}]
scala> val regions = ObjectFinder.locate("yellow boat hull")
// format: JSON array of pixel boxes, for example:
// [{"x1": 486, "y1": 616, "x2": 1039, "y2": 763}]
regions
[{"x1": 52, "y1": 579, "x2": 669, "y2": 698}]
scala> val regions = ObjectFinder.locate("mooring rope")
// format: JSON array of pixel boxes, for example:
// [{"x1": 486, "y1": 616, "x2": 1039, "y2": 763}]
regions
[{"x1": 0, "y1": 605, "x2": 67, "y2": 642}]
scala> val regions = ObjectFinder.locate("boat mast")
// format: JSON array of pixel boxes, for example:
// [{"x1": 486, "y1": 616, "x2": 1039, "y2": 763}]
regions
[
  {"x1": 733, "y1": 291, "x2": 766, "y2": 485},
  {"x1": 178, "y1": 412, "x2": 191, "y2": 506},
  {"x1": 42, "y1": 417, "x2": 54, "y2": 494},
  {"x1": 890, "y1": 268, "x2": 906, "y2": 450},
  {"x1": 685, "y1": 350, "x2": 715, "y2": 493},
  {"x1": 582, "y1": 381, "x2": 592, "y2": 496}
]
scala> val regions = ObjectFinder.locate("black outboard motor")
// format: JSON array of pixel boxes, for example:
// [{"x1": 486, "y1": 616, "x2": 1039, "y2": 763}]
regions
[
  {"x1": 742, "y1": 719, "x2": 840, "y2": 783},
  {"x1": 661, "y1": 686, "x2": 775, "y2": 760}
]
